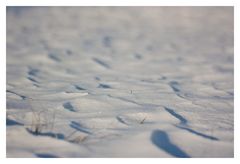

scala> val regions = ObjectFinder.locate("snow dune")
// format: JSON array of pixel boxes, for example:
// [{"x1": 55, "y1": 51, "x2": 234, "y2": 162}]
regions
[{"x1": 6, "y1": 7, "x2": 233, "y2": 157}]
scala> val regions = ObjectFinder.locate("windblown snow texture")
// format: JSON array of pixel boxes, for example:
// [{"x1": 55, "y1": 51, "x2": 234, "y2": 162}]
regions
[{"x1": 7, "y1": 7, "x2": 233, "y2": 158}]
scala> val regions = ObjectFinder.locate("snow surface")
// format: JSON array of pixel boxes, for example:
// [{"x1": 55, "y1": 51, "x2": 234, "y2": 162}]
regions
[{"x1": 6, "y1": 7, "x2": 233, "y2": 157}]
